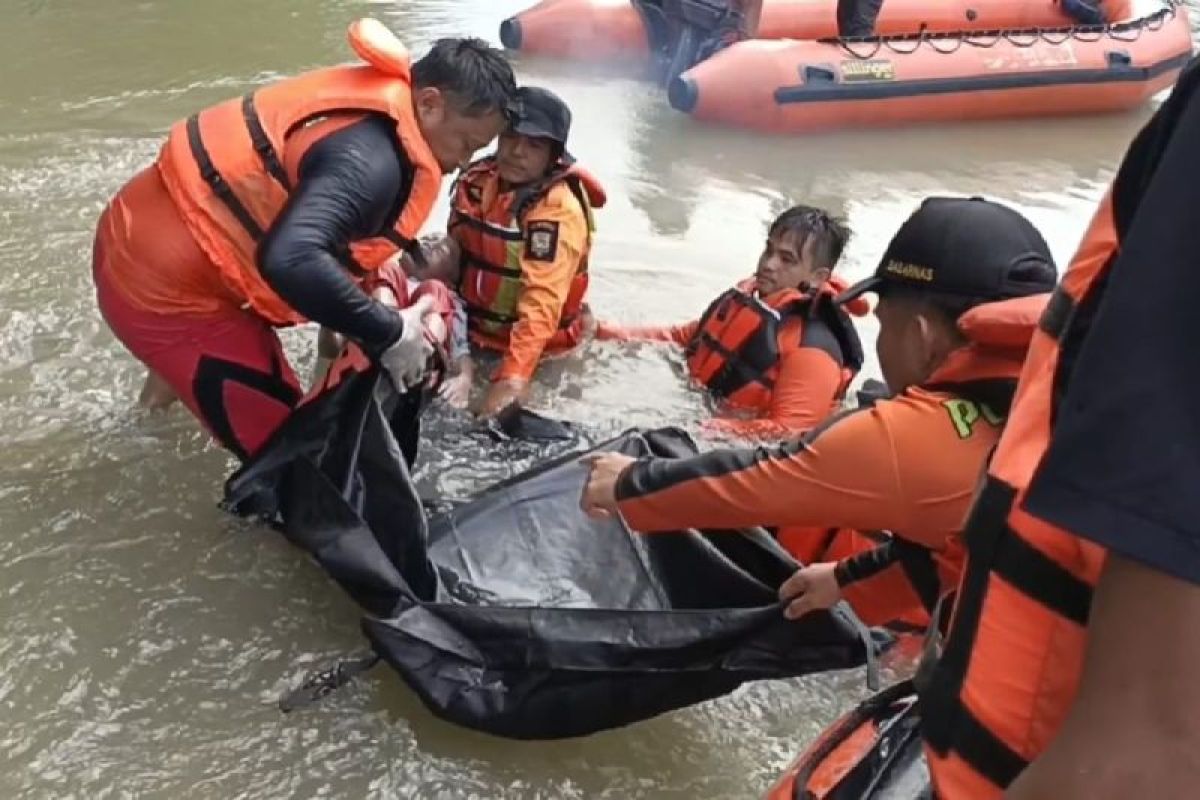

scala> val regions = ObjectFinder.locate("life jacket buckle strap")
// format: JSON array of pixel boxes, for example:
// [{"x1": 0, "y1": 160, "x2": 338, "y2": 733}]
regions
[
  {"x1": 912, "y1": 591, "x2": 953, "y2": 696},
  {"x1": 241, "y1": 93, "x2": 291, "y2": 192},
  {"x1": 1038, "y1": 286, "x2": 1076, "y2": 341},
  {"x1": 186, "y1": 113, "x2": 265, "y2": 241}
]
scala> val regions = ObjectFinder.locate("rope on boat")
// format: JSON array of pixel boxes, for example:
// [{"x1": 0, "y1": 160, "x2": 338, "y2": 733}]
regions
[{"x1": 834, "y1": 0, "x2": 1179, "y2": 59}]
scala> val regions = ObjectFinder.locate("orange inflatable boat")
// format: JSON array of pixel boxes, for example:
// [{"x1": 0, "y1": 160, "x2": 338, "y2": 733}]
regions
[
  {"x1": 765, "y1": 680, "x2": 927, "y2": 799},
  {"x1": 500, "y1": 0, "x2": 1132, "y2": 64},
  {"x1": 669, "y1": 2, "x2": 1191, "y2": 133}
]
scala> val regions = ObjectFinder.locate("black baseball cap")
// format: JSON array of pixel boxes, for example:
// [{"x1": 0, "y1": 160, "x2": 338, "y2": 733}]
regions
[
  {"x1": 510, "y1": 86, "x2": 572, "y2": 145},
  {"x1": 837, "y1": 197, "x2": 1058, "y2": 305}
]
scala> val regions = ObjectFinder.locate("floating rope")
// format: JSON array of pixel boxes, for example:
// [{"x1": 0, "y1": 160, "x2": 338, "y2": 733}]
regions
[{"x1": 833, "y1": 0, "x2": 1177, "y2": 60}]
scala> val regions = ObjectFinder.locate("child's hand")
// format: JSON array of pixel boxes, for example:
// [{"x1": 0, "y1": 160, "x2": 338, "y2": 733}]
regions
[{"x1": 437, "y1": 373, "x2": 471, "y2": 409}]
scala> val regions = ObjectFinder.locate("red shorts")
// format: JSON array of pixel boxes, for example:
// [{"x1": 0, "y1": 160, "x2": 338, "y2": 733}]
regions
[
  {"x1": 93, "y1": 216, "x2": 303, "y2": 460},
  {"x1": 93, "y1": 163, "x2": 458, "y2": 461}
]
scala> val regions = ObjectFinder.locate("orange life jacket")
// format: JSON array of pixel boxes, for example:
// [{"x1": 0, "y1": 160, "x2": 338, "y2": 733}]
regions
[
  {"x1": 764, "y1": 292, "x2": 1051, "y2": 800},
  {"x1": 918, "y1": 196, "x2": 1117, "y2": 798},
  {"x1": 683, "y1": 280, "x2": 865, "y2": 413},
  {"x1": 156, "y1": 18, "x2": 442, "y2": 326},
  {"x1": 449, "y1": 156, "x2": 606, "y2": 351}
]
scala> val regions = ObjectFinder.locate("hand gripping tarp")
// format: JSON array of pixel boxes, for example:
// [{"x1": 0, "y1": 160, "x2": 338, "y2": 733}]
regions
[{"x1": 223, "y1": 366, "x2": 877, "y2": 739}]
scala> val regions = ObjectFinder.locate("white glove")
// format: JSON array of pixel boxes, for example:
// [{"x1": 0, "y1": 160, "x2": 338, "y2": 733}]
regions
[{"x1": 379, "y1": 295, "x2": 436, "y2": 391}]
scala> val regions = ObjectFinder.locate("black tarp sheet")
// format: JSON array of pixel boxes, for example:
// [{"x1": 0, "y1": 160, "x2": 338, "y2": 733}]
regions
[{"x1": 224, "y1": 366, "x2": 875, "y2": 739}]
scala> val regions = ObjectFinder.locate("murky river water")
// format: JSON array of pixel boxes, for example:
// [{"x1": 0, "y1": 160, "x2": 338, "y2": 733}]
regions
[{"x1": 0, "y1": 1, "x2": 1193, "y2": 797}]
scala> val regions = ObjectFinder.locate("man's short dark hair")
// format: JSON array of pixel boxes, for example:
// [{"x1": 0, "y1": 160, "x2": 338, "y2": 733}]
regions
[
  {"x1": 768, "y1": 205, "x2": 851, "y2": 273},
  {"x1": 412, "y1": 38, "x2": 516, "y2": 117}
]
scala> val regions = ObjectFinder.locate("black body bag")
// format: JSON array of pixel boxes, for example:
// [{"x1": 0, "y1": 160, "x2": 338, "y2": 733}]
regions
[{"x1": 224, "y1": 366, "x2": 876, "y2": 739}]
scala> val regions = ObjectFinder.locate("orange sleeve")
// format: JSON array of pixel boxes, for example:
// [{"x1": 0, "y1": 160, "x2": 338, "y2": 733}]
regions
[
  {"x1": 494, "y1": 193, "x2": 589, "y2": 383},
  {"x1": 615, "y1": 389, "x2": 994, "y2": 543},
  {"x1": 594, "y1": 319, "x2": 698, "y2": 345},
  {"x1": 706, "y1": 326, "x2": 845, "y2": 439}
]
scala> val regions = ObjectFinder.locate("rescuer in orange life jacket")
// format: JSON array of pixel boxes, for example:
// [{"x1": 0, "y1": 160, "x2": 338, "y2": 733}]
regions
[
  {"x1": 446, "y1": 86, "x2": 607, "y2": 418},
  {"x1": 579, "y1": 196, "x2": 1058, "y2": 634},
  {"x1": 91, "y1": 19, "x2": 516, "y2": 461},
  {"x1": 772, "y1": 55, "x2": 1200, "y2": 800},
  {"x1": 593, "y1": 206, "x2": 867, "y2": 440}
]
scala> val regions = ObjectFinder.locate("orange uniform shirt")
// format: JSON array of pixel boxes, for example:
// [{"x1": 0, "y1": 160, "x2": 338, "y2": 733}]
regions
[
  {"x1": 613, "y1": 340, "x2": 1029, "y2": 626},
  {"x1": 493, "y1": 180, "x2": 591, "y2": 382}
]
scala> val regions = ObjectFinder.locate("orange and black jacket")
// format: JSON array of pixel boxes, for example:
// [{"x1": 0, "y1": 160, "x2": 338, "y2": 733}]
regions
[
  {"x1": 449, "y1": 155, "x2": 606, "y2": 383},
  {"x1": 153, "y1": 18, "x2": 442, "y2": 346},
  {"x1": 918, "y1": 60, "x2": 1200, "y2": 800},
  {"x1": 613, "y1": 294, "x2": 1048, "y2": 628},
  {"x1": 599, "y1": 278, "x2": 867, "y2": 438}
]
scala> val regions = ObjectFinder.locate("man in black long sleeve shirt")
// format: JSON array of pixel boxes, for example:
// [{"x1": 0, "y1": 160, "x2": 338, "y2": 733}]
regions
[
  {"x1": 92, "y1": 20, "x2": 515, "y2": 459},
  {"x1": 257, "y1": 115, "x2": 418, "y2": 348}
]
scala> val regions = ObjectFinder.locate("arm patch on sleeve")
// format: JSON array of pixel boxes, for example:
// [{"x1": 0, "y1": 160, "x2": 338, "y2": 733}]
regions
[{"x1": 525, "y1": 220, "x2": 560, "y2": 262}]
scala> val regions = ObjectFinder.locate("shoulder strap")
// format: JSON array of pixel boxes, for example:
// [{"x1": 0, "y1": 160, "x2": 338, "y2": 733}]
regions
[
  {"x1": 562, "y1": 175, "x2": 593, "y2": 223},
  {"x1": 800, "y1": 292, "x2": 865, "y2": 372}
]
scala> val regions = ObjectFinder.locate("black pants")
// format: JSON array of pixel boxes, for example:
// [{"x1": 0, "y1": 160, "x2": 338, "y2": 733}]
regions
[{"x1": 837, "y1": 0, "x2": 884, "y2": 37}]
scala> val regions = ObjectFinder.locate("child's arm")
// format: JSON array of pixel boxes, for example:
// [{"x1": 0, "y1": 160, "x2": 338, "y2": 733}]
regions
[{"x1": 437, "y1": 295, "x2": 474, "y2": 409}]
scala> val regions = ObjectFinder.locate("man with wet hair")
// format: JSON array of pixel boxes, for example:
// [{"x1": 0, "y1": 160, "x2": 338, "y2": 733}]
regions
[
  {"x1": 92, "y1": 21, "x2": 516, "y2": 460},
  {"x1": 581, "y1": 197, "x2": 1058, "y2": 633},
  {"x1": 595, "y1": 205, "x2": 866, "y2": 440}
]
